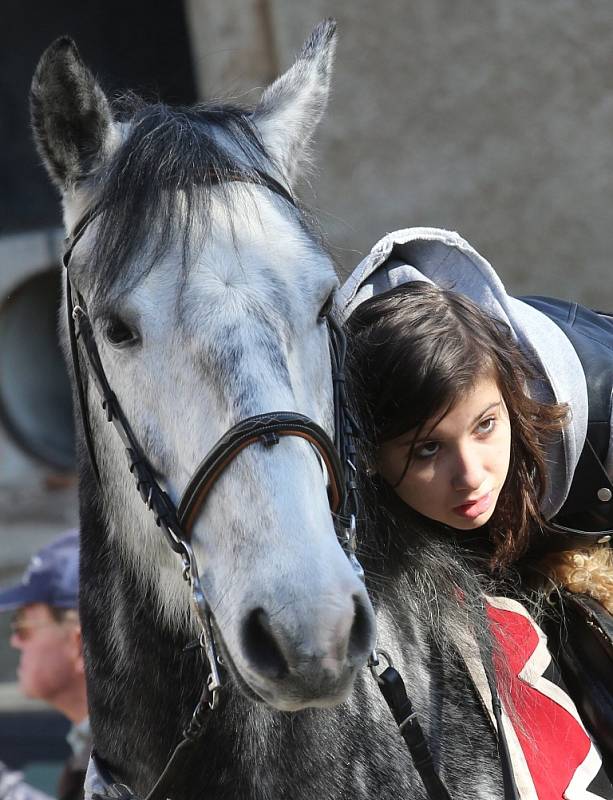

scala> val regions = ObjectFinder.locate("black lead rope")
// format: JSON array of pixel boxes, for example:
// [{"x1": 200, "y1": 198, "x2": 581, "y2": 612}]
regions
[
  {"x1": 374, "y1": 655, "x2": 521, "y2": 800},
  {"x1": 374, "y1": 664, "x2": 452, "y2": 800},
  {"x1": 89, "y1": 614, "x2": 216, "y2": 800},
  {"x1": 142, "y1": 682, "x2": 213, "y2": 800}
]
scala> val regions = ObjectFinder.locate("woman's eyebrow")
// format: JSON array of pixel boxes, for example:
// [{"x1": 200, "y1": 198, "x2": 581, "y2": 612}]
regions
[
  {"x1": 407, "y1": 427, "x2": 439, "y2": 446},
  {"x1": 395, "y1": 430, "x2": 420, "y2": 447},
  {"x1": 410, "y1": 401, "x2": 502, "y2": 444},
  {"x1": 470, "y1": 401, "x2": 501, "y2": 426}
]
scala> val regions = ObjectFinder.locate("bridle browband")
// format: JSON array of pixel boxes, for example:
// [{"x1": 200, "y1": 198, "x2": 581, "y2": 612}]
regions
[{"x1": 65, "y1": 172, "x2": 461, "y2": 800}]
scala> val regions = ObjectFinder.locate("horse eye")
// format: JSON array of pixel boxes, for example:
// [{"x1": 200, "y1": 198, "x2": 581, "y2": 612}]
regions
[
  {"x1": 318, "y1": 292, "x2": 335, "y2": 322},
  {"x1": 105, "y1": 316, "x2": 139, "y2": 347}
]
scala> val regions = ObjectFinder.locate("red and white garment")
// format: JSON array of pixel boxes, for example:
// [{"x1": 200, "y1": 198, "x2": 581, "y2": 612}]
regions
[{"x1": 463, "y1": 596, "x2": 612, "y2": 800}]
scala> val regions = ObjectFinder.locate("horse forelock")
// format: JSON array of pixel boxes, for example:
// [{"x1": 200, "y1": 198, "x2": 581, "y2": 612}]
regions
[{"x1": 70, "y1": 97, "x2": 322, "y2": 305}]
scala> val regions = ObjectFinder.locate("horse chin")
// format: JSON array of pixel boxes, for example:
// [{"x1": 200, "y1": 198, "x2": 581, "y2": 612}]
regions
[
  {"x1": 212, "y1": 621, "x2": 357, "y2": 712},
  {"x1": 256, "y1": 681, "x2": 355, "y2": 712}
]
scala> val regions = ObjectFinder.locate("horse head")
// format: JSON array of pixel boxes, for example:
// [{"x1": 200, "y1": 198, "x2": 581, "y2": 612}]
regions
[{"x1": 31, "y1": 22, "x2": 376, "y2": 712}]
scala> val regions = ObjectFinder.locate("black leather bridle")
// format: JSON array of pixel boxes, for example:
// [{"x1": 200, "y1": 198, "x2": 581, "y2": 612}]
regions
[
  {"x1": 63, "y1": 174, "x2": 362, "y2": 698},
  {"x1": 65, "y1": 175, "x2": 459, "y2": 800}
]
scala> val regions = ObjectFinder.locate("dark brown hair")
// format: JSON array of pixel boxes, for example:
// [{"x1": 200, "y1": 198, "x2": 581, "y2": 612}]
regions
[{"x1": 346, "y1": 282, "x2": 568, "y2": 569}]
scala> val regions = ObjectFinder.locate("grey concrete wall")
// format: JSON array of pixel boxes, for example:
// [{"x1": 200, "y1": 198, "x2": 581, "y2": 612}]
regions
[{"x1": 186, "y1": 0, "x2": 613, "y2": 307}]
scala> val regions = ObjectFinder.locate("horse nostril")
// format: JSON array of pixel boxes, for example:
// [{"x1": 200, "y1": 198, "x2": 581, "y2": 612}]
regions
[
  {"x1": 348, "y1": 594, "x2": 374, "y2": 664},
  {"x1": 242, "y1": 608, "x2": 289, "y2": 680}
]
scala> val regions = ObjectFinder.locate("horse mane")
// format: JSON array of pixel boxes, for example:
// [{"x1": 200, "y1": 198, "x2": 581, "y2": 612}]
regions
[
  {"x1": 82, "y1": 97, "x2": 296, "y2": 303},
  {"x1": 361, "y1": 492, "x2": 495, "y2": 652}
]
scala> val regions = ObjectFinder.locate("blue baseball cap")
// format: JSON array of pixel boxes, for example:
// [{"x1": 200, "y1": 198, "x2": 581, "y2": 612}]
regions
[{"x1": 0, "y1": 530, "x2": 79, "y2": 612}]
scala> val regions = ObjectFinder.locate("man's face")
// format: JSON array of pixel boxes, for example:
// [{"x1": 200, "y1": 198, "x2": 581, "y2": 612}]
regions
[{"x1": 10, "y1": 603, "x2": 80, "y2": 705}]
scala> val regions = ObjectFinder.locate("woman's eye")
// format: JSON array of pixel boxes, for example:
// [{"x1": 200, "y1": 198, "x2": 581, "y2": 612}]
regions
[
  {"x1": 318, "y1": 292, "x2": 335, "y2": 321},
  {"x1": 105, "y1": 317, "x2": 139, "y2": 347},
  {"x1": 415, "y1": 441, "x2": 439, "y2": 459},
  {"x1": 477, "y1": 417, "x2": 495, "y2": 435}
]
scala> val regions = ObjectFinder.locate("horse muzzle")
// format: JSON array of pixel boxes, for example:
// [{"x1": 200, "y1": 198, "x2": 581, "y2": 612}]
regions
[{"x1": 217, "y1": 586, "x2": 376, "y2": 711}]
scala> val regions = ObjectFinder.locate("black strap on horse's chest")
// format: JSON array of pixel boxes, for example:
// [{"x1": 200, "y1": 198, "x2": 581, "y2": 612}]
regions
[
  {"x1": 371, "y1": 645, "x2": 518, "y2": 800},
  {"x1": 375, "y1": 666, "x2": 452, "y2": 800}
]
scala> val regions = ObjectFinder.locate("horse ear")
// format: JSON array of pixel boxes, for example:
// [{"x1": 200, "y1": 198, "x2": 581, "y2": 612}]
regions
[
  {"x1": 253, "y1": 19, "x2": 337, "y2": 184},
  {"x1": 30, "y1": 37, "x2": 115, "y2": 190}
]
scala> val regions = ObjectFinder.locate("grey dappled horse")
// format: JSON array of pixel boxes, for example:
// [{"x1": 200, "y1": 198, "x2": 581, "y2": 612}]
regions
[{"x1": 31, "y1": 22, "x2": 503, "y2": 799}]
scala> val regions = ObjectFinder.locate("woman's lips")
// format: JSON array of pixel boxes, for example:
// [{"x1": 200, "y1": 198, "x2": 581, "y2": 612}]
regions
[{"x1": 453, "y1": 491, "x2": 493, "y2": 519}]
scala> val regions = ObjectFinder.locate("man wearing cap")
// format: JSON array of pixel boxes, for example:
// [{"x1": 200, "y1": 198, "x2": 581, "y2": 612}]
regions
[{"x1": 0, "y1": 530, "x2": 90, "y2": 800}]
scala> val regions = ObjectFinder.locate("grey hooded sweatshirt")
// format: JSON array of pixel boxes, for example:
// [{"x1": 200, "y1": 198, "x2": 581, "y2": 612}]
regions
[{"x1": 340, "y1": 226, "x2": 597, "y2": 521}]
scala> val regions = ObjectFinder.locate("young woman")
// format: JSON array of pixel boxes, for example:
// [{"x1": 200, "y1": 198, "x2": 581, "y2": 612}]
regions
[{"x1": 342, "y1": 227, "x2": 613, "y2": 799}]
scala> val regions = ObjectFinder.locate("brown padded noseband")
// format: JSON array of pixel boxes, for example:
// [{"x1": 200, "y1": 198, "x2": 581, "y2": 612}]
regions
[{"x1": 177, "y1": 412, "x2": 344, "y2": 535}]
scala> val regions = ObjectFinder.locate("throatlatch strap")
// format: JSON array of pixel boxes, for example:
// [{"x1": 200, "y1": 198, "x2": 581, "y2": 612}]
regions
[{"x1": 376, "y1": 667, "x2": 452, "y2": 800}]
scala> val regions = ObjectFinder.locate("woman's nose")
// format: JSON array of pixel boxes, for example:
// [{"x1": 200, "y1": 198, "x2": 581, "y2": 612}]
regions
[{"x1": 451, "y1": 445, "x2": 485, "y2": 491}]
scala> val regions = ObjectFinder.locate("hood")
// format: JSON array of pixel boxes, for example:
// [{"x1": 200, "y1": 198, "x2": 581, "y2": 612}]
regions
[{"x1": 340, "y1": 227, "x2": 588, "y2": 519}]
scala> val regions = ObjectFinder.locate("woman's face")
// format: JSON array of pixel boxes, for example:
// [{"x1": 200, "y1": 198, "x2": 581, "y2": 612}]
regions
[{"x1": 377, "y1": 375, "x2": 511, "y2": 530}]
